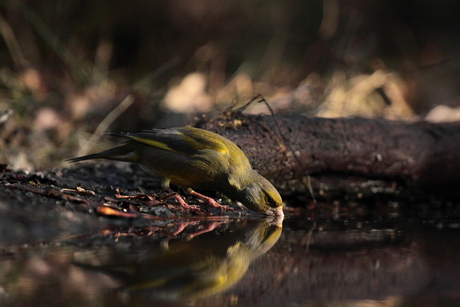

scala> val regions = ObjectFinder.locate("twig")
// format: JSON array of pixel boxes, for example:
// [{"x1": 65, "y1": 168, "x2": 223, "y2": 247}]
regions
[
  {"x1": 77, "y1": 95, "x2": 135, "y2": 156},
  {"x1": 301, "y1": 221, "x2": 316, "y2": 252},
  {"x1": 3, "y1": 1, "x2": 92, "y2": 84},
  {"x1": 0, "y1": 13, "x2": 27, "y2": 67},
  {"x1": 0, "y1": 109, "x2": 14, "y2": 125}
]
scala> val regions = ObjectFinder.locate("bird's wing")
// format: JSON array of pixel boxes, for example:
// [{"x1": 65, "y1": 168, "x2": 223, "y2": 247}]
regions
[{"x1": 108, "y1": 127, "x2": 229, "y2": 156}]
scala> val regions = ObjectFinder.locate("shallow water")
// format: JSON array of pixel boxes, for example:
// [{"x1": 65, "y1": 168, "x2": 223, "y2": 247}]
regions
[{"x1": 1, "y1": 213, "x2": 460, "y2": 307}]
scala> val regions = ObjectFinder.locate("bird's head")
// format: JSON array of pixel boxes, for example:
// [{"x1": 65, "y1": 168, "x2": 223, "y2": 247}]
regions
[{"x1": 234, "y1": 171, "x2": 283, "y2": 217}]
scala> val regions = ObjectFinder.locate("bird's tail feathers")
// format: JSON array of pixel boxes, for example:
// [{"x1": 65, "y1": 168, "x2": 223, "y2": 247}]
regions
[
  {"x1": 67, "y1": 145, "x2": 139, "y2": 163},
  {"x1": 105, "y1": 132, "x2": 130, "y2": 138}
]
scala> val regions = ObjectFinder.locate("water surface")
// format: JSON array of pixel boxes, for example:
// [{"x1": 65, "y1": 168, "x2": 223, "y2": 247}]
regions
[{"x1": 1, "y1": 212, "x2": 459, "y2": 307}]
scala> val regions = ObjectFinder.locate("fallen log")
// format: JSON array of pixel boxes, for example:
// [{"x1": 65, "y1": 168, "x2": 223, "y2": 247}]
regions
[{"x1": 196, "y1": 113, "x2": 460, "y2": 200}]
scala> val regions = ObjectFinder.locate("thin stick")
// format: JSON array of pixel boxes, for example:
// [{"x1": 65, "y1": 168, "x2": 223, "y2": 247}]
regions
[
  {"x1": 0, "y1": 109, "x2": 13, "y2": 125},
  {"x1": 3, "y1": 1, "x2": 92, "y2": 84},
  {"x1": 0, "y1": 13, "x2": 27, "y2": 67},
  {"x1": 77, "y1": 95, "x2": 135, "y2": 156}
]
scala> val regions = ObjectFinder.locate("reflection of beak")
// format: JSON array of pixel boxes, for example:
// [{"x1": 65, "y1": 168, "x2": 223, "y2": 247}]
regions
[{"x1": 264, "y1": 207, "x2": 284, "y2": 226}]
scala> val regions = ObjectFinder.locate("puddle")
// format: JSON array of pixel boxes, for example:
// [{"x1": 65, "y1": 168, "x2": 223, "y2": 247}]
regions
[{"x1": 0, "y1": 213, "x2": 460, "y2": 306}]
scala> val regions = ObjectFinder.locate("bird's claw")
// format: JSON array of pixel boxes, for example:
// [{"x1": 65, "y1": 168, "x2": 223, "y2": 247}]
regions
[{"x1": 170, "y1": 193, "x2": 200, "y2": 211}]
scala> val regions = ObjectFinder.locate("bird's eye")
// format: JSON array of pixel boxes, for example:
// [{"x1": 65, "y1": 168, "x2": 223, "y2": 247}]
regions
[{"x1": 265, "y1": 195, "x2": 277, "y2": 206}]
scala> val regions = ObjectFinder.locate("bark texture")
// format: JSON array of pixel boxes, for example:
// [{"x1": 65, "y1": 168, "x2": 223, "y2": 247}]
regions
[{"x1": 196, "y1": 113, "x2": 460, "y2": 198}]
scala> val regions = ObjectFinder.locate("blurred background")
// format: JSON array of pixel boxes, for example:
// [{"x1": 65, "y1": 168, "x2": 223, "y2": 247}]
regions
[{"x1": 0, "y1": 0, "x2": 460, "y2": 170}]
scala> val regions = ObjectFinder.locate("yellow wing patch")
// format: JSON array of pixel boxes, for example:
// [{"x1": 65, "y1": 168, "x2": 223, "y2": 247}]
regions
[
  {"x1": 179, "y1": 129, "x2": 229, "y2": 154},
  {"x1": 183, "y1": 136, "x2": 228, "y2": 154},
  {"x1": 130, "y1": 128, "x2": 230, "y2": 156},
  {"x1": 131, "y1": 136, "x2": 180, "y2": 153}
]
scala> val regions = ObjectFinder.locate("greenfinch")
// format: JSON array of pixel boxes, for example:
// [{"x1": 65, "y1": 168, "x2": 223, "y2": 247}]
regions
[{"x1": 68, "y1": 126, "x2": 283, "y2": 216}]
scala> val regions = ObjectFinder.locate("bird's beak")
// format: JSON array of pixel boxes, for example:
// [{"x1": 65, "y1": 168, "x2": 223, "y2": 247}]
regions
[{"x1": 264, "y1": 207, "x2": 284, "y2": 225}]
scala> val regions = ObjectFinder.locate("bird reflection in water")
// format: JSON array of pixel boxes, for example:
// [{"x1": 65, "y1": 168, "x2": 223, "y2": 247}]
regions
[{"x1": 73, "y1": 217, "x2": 282, "y2": 301}]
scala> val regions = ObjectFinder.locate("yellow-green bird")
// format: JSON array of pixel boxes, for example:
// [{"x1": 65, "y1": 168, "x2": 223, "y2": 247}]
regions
[{"x1": 68, "y1": 126, "x2": 283, "y2": 216}]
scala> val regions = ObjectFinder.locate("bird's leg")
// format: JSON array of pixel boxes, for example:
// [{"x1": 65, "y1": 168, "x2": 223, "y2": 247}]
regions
[
  {"x1": 162, "y1": 178, "x2": 200, "y2": 211},
  {"x1": 186, "y1": 221, "x2": 224, "y2": 239},
  {"x1": 170, "y1": 220, "x2": 227, "y2": 238},
  {"x1": 169, "y1": 221, "x2": 194, "y2": 236},
  {"x1": 166, "y1": 187, "x2": 200, "y2": 211},
  {"x1": 188, "y1": 190, "x2": 235, "y2": 211}
]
